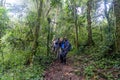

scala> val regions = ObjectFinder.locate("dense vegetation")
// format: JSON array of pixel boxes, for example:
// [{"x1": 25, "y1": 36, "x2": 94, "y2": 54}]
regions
[{"x1": 0, "y1": 0, "x2": 120, "y2": 80}]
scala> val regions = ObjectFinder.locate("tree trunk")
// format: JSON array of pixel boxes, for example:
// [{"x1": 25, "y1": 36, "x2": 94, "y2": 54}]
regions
[
  {"x1": 104, "y1": 0, "x2": 111, "y2": 39},
  {"x1": 0, "y1": 0, "x2": 5, "y2": 7},
  {"x1": 99, "y1": 26, "x2": 103, "y2": 41},
  {"x1": 30, "y1": 0, "x2": 43, "y2": 65},
  {"x1": 0, "y1": 1, "x2": 5, "y2": 73},
  {"x1": 114, "y1": 0, "x2": 120, "y2": 53},
  {"x1": 73, "y1": 1, "x2": 79, "y2": 49},
  {"x1": 0, "y1": 0, "x2": 3, "y2": 6},
  {"x1": 86, "y1": 0, "x2": 94, "y2": 46},
  {"x1": 47, "y1": 18, "x2": 51, "y2": 56}
]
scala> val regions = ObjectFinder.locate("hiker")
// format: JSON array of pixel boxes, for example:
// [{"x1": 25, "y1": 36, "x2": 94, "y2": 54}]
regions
[
  {"x1": 51, "y1": 38, "x2": 58, "y2": 53},
  {"x1": 59, "y1": 37, "x2": 71, "y2": 64},
  {"x1": 51, "y1": 38, "x2": 61, "y2": 59}
]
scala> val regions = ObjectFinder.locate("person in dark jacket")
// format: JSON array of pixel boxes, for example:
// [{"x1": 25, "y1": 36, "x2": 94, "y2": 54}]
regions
[{"x1": 59, "y1": 37, "x2": 70, "y2": 64}]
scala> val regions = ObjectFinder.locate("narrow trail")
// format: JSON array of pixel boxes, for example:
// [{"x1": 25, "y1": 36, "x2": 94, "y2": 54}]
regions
[
  {"x1": 44, "y1": 57, "x2": 85, "y2": 80},
  {"x1": 44, "y1": 54, "x2": 120, "y2": 80}
]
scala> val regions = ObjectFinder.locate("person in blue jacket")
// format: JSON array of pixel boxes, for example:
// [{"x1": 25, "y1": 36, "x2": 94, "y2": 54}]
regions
[{"x1": 59, "y1": 37, "x2": 71, "y2": 64}]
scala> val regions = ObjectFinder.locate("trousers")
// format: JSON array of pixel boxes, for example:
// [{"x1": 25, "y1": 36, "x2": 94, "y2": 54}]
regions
[{"x1": 60, "y1": 50, "x2": 68, "y2": 64}]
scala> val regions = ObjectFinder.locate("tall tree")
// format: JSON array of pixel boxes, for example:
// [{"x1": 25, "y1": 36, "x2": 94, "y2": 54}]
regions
[
  {"x1": 0, "y1": 0, "x2": 5, "y2": 6},
  {"x1": 0, "y1": 7, "x2": 9, "y2": 74},
  {"x1": 0, "y1": 0, "x2": 3, "y2": 6},
  {"x1": 114, "y1": 0, "x2": 120, "y2": 53},
  {"x1": 30, "y1": 0, "x2": 43, "y2": 65},
  {"x1": 47, "y1": 17, "x2": 51, "y2": 56},
  {"x1": 73, "y1": 0, "x2": 79, "y2": 49},
  {"x1": 104, "y1": 0, "x2": 111, "y2": 39},
  {"x1": 86, "y1": 0, "x2": 94, "y2": 46}
]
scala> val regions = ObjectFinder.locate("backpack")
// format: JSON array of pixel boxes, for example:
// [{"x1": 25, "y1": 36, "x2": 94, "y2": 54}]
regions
[
  {"x1": 68, "y1": 43, "x2": 71, "y2": 51},
  {"x1": 54, "y1": 39, "x2": 59, "y2": 48}
]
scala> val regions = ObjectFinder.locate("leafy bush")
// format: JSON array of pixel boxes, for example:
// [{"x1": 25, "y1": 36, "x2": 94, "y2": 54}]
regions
[{"x1": 84, "y1": 65, "x2": 95, "y2": 78}]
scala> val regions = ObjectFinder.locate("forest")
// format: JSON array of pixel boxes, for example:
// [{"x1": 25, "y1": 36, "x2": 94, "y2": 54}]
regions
[{"x1": 0, "y1": 0, "x2": 120, "y2": 80}]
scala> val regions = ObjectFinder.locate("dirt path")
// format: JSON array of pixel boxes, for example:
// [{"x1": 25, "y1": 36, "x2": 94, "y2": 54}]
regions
[
  {"x1": 44, "y1": 54, "x2": 120, "y2": 80},
  {"x1": 44, "y1": 58, "x2": 85, "y2": 80}
]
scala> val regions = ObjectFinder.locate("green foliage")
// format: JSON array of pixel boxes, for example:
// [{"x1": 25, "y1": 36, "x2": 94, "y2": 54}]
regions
[
  {"x1": 95, "y1": 57, "x2": 120, "y2": 68},
  {"x1": 0, "y1": 0, "x2": 119, "y2": 79},
  {"x1": 0, "y1": 7, "x2": 9, "y2": 37},
  {"x1": 0, "y1": 65, "x2": 44, "y2": 80},
  {"x1": 84, "y1": 65, "x2": 95, "y2": 77},
  {"x1": 26, "y1": 11, "x2": 37, "y2": 28},
  {"x1": 50, "y1": 0, "x2": 62, "y2": 7}
]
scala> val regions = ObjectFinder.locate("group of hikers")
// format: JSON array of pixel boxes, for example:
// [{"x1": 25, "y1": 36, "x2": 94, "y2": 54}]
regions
[{"x1": 51, "y1": 37, "x2": 71, "y2": 64}]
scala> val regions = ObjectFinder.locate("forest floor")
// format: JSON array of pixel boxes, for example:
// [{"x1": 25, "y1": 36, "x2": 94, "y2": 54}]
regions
[
  {"x1": 44, "y1": 56, "x2": 85, "y2": 80},
  {"x1": 44, "y1": 53, "x2": 120, "y2": 80}
]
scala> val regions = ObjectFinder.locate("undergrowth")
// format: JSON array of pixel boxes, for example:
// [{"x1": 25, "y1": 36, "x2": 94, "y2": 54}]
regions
[
  {"x1": 76, "y1": 41, "x2": 120, "y2": 80},
  {"x1": 0, "y1": 51, "x2": 55, "y2": 80}
]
